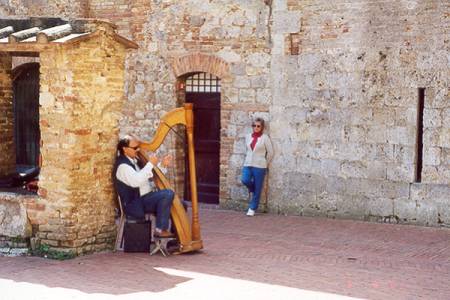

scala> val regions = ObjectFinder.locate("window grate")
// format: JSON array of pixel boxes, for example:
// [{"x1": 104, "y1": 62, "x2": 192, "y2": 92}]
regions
[{"x1": 186, "y1": 72, "x2": 221, "y2": 93}]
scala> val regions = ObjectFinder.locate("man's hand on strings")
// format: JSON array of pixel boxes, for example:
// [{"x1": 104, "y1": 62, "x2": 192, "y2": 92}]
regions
[
  {"x1": 161, "y1": 154, "x2": 173, "y2": 168},
  {"x1": 148, "y1": 154, "x2": 159, "y2": 166}
]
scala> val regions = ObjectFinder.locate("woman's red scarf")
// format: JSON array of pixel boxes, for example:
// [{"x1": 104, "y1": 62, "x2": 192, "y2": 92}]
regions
[{"x1": 250, "y1": 132, "x2": 262, "y2": 150}]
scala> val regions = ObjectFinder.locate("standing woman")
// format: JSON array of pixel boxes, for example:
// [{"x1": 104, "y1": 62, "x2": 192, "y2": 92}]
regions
[{"x1": 241, "y1": 118, "x2": 274, "y2": 216}]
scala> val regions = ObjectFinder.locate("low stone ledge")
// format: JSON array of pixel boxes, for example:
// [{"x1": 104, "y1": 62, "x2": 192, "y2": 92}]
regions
[
  {"x1": 0, "y1": 246, "x2": 29, "y2": 257},
  {"x1": 0, "y1": 192, "x2": 34, "y2": 238}
]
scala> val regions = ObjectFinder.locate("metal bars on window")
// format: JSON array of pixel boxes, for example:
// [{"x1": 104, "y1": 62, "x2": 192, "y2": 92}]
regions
[{"x1": 185, "y1": 72, "x2": 221, "y2": 93}]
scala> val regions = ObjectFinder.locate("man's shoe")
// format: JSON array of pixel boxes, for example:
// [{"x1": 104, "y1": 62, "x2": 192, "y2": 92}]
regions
[
  {"x1": 154, "y1": 230, "x2": 175, "y2": 238},
  {"x1": 246, "y1": 208, "x2": 255, "y2": 216}
]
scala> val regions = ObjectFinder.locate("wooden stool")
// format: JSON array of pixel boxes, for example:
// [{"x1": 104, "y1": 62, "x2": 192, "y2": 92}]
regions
[{"x1": 150, "y1": 236, "x2": 176, "y2": 256}]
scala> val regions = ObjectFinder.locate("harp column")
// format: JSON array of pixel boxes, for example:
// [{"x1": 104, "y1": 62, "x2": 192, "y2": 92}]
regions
[{"x1": 185, "y1": 103, "x2": 201, "y2": 241}]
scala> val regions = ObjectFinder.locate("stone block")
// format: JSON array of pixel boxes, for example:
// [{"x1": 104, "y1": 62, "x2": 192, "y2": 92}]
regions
[
  {"x1": 438, "y1": 128, "x2": 450, "y2": 148},
  {"x1": 393, "y1": 145, "x2": 415, "y2": 165},
  {"x1": 272, "y1": 11, "x2": 301, "y2": 34},
  {"x1": 366, "y1": 125, "x2": 387, "y2": 144},
  {"x1": 387, "y1": 126, "x2": 415, "y2": 146},
  {"x1": 366, "y1": 197, "x2": 394, "y2": 217},
  {"x1": 315, "y1": 192, "x2": 339, "y2": 216},
  {"x1": 340, "y1": 161, "x2": 369, "y2": 179},
  {"x1": 297, "y1": 157, "x2": 321, "y2": 175},
  {"x1": 256, "y1": 88, "x2": 271, "y2": 104},
  {"x1": 336, "y1": 143, "x2": 366, "y2": 161},
  {"x1": 394, "y1": 196, "x2": 419, "y2": 224},
  {"x1": 238, "y1": 89, "x2": 256, "y2": 103},
  {"x1": 8, "y1": 248, "x2": 28, "y2": 256},
  {"x1": 423, "y1": 147, "x2": 441, "y2": 166},
  {"x1": 0, "y1": 195, "x2": 32, "y2": 238},
  {"x1": 320, "y1": 159, "x2": 340, "y2": 177},
  {"x1": 421, "y1": 166, "x2": 440, "y2": 184},
  {"x1": 386, "y1": 164, "x2": 414, "y2": 182},
  {"x1": 233, "y1": 76, "x2": 251, "y2": 88},
  {"x1": 246, "y1": 53, "x2": 271, "y2": 68},
  {"x1": 366, "y1": 161, "x2": 387, "y2": 180},
  {"x1": 423, "y1": 108, "x2": 442, "y2": 128},
  {"x1": 333, "y1": 195, "x2": 369, "y2": 221}
]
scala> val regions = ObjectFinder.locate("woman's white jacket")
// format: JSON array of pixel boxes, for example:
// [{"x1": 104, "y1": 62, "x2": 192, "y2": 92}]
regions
[{"x1": 243, "y1": 133, "x2": 274, "y2": 168}]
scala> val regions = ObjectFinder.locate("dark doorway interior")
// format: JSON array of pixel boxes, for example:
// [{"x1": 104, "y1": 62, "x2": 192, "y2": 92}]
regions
[
  {"x1": 13, "y1": 62, "x2": 40, "y2": 169},
  {"x1": 184, "y1": 72, "x2": 220, "y2": 204}
]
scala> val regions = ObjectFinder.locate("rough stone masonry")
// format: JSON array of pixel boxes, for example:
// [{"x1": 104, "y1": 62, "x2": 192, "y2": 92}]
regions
[{"x1": 0, "y1": 0, "x2": 449, "y2": 257}]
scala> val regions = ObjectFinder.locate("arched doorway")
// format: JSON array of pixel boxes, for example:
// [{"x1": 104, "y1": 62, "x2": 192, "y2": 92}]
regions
[
  {"x1": 12, "y1": 62, "x2": 40, "y2": 169},
  {"x1": 184, "y1": 72, "x2": 221, "y2": 204}
]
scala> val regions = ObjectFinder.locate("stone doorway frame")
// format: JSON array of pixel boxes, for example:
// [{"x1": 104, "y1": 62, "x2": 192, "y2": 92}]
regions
[{"x1": 171, "y1": 53, "x2": 231, "y2": 205}]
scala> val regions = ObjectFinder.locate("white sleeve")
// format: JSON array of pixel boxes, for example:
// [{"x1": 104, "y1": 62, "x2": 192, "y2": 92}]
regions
[
  {"x1": 265, "y1": 135, "x2": 274, "y2": 164},
  {"x1": 157, "y1": 163, "x2": 168, "y2": 175},
  {"x1": 116, "y1": 162, "x2": 154, "y2": 188},
  {"x1": 245, "y1": 133, "x2": 251, "y2": 149}
]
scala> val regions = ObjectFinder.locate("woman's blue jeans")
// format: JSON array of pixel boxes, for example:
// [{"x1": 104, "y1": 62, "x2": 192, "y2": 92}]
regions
[{"x1": 241, "y1": 166, "x2": 267, "y2": 211}]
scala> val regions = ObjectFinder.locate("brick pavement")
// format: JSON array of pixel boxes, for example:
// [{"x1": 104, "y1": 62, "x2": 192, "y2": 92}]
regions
[{"x1": 1, "y1": 209, "x2": 450, "y2": 300}]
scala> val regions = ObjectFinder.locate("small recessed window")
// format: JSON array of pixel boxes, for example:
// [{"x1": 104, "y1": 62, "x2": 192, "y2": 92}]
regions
[{"x1": 186, "y1": 72, "x2": 221, "y2": 93}]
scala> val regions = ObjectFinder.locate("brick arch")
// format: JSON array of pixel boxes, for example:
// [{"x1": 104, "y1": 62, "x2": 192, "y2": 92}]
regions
[{"x1": 172, "y1": 53, "x2": 230, "y2": 79}]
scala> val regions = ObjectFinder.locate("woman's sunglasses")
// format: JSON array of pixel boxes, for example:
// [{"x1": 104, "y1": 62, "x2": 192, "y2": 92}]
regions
[
  {"x1": 127, "y1": 146, "x2": 140, "y2": 150},
  {"x1": 252, "y1": 124, "x2": 262, "y2": 128}
]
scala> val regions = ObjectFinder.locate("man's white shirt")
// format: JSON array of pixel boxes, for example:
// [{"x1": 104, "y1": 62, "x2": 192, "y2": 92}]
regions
[{"x1": 116, "y1": 156, "x2": 155, "y2": 196}]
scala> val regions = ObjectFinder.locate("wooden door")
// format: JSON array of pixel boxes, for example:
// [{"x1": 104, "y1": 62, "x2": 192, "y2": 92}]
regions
[
  {"x1": 185, "y1": 92, "x2": 220, "y2": 204},
  {"x1": 13, "y1": 63, "x2": 40, "y2": 168}
]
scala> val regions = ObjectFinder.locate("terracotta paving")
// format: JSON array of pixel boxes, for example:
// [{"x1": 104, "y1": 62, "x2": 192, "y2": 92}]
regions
[{"x1": 1, "y1": 209, "x2": 450, "y2": 300}]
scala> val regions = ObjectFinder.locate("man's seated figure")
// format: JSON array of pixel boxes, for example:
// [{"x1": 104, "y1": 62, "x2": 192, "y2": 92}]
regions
[{"x1": 114, "y1": 135, "x2": 175, "y2": 238}]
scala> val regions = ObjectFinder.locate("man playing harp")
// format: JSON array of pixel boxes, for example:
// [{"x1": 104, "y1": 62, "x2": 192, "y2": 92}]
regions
[{"x1": 114, "y1": 135, "x2": 175, "y2": 238}]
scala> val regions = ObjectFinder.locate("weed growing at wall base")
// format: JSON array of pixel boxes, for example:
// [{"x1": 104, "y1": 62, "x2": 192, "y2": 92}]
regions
[{"x1": 32, "y1": 244, "x2": 75, "y2": 260}]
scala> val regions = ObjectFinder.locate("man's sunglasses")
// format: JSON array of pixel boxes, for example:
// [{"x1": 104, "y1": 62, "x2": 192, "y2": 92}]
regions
[{"x1": 252, "y1": 124, "x2": 262, "y2": 128}]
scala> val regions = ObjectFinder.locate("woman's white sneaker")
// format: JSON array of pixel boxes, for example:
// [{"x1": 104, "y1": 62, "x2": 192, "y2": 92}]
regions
[{"x1": 246, "y1": 208, "x2": 255, "y2": 216}]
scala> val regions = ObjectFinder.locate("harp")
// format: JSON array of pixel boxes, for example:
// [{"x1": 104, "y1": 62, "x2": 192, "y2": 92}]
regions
[{"x1": 138, "y1": 103, "x2": 203, "y2": 253}]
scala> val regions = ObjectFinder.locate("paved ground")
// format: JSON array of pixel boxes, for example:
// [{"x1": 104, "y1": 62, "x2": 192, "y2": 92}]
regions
[{"x1": 1, "y1": 209, "x2": 450, "y2": 300}]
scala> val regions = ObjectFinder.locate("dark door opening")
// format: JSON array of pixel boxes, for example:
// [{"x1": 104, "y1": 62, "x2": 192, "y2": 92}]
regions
[
  {"x1": 13, "y1": 63, "x2": 41, "y2": 170},
  {"x1": 184, "y1": 72, "x2": 220, "y2": 204}
]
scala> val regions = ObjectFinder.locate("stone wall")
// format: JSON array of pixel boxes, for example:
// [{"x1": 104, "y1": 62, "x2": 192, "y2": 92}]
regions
[
  {"x1": 74, "y1": 0, "x2": 450, "y2": 226},
  {"x1": 89, "y1": 1, "x2": 273, "y2": 208},
  {"x1": 0, "y1": 0, "x2": 88, "y2": 17},
  {"x1": 1, "y1": 1, "x2": 449, "y2": 228},
  {"x1": 268, "y1": 0, "x2": 450, "y2": 226},
  {"x1": 0, "y1": 53, "x2": 15, "y2": 177}
]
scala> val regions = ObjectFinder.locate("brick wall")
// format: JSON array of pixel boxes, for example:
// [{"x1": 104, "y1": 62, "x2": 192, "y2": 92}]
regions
[
  {"x1": 0, "y1": 53, "x2": 15, "y2": 177},
  {"x1": 35, "y1": 28, "x2": 128, "y2": 254}
]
